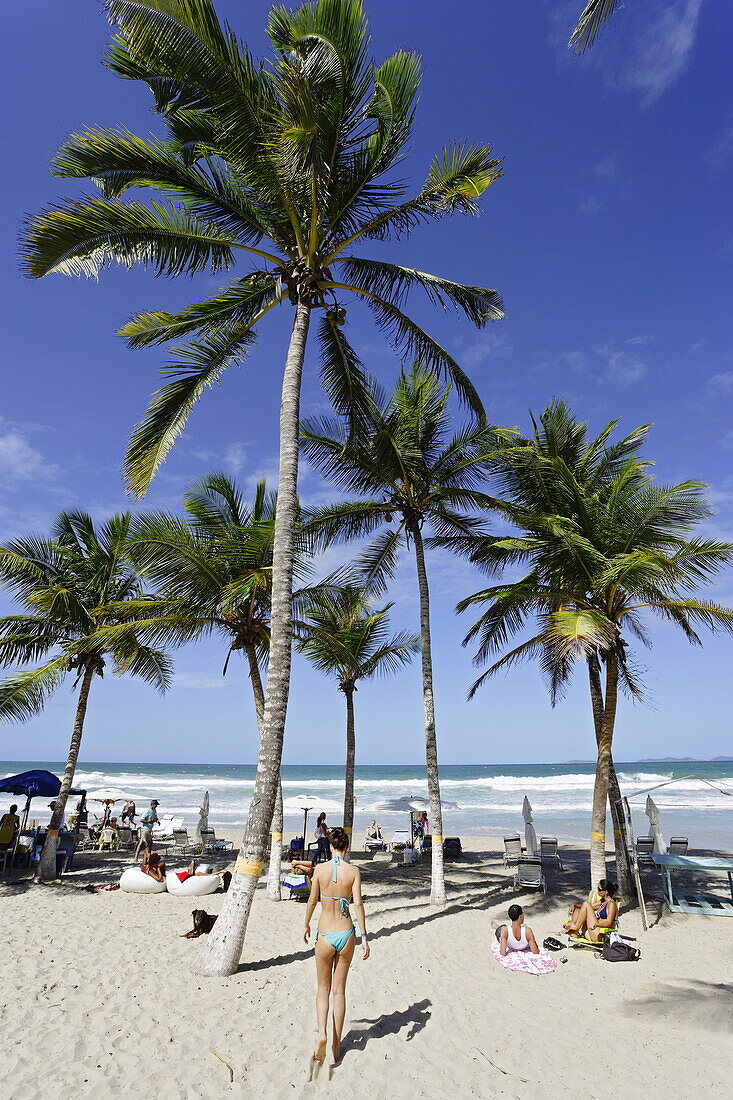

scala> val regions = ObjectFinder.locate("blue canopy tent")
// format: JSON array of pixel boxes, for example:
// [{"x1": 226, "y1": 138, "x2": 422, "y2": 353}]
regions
[{"x1": 0, "y1": 769, "x2": 86, "y2": 830}]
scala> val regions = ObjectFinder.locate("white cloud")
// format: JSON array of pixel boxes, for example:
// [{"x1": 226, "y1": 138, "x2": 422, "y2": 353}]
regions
[
  {"x1": 549, "y1": 0, "x2": 702, "y2": 108},
  {"x1": 0, "y1": 430, "x2": 61, "y2": 489},
  {"x1": 610, "y1": 0, "x2": 702, "y2": 107},
  {"x1": 174, "y1": 672, "x2": 227, "y2": 690},
  {"x1": 580, "y1": 195, "x2": 603, "y2": 216},
  {"x1": 604, "y1": 351, "x2": 647, "y2": 386},
  {"x1": 707, "y1": 121, "x2": 733, "y2": 171},
  {"x1": 591, "y1": 153, "x2": 618, "y2": 178},
  {"x1": 456, "y1": 331, "x2": 512, "y2": 369},
  {"x1": 708, "y1": 372, "x2": 733, "y2": 395}
]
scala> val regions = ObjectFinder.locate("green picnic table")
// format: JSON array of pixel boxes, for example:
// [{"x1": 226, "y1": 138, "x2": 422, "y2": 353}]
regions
[{"x1": 651, "y1": 853, "x2": 733, "y2": 916}]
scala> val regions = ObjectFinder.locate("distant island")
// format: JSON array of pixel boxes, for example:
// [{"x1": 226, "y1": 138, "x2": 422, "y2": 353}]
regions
[{"x1": 567, "y1": 757, "x2": 733, "y2": 764}]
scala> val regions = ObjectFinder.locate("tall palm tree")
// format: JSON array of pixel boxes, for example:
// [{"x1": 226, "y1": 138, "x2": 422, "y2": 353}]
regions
[
  {"x1": 457, "y1": 401, "x2": 733, "y2": 887},
  {"x1": 302, "y1": 365, "x2": 503, "y2": 904},
  {"x1": 101, "y1": 473, "x2": 284, "y2": 897},
  {"x1": 91, "y1": 473, "x2": 315, "y2": 899},
  {"x1": 294, "y1": 587, "x2": 418, "y2": 834},
  {"x1": 0, "y1": 512, "x2": 171, "y2": 881},
  {"x1": 23, "y1": 0, "x2": 503, "y2": 974}
]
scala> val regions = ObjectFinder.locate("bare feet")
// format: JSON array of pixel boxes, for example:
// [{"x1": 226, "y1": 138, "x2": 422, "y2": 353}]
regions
[
  {"x1": 330, "y1": 1039, "x2": 340, "y2": 1066},
  {"x1": 313, "y1": 1037, "x2": 327, "y2": 1064}
]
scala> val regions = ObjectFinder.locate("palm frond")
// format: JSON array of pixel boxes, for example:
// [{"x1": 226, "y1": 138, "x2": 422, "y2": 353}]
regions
[{"x1": 0, "y1": 657, "x2": 69, "y2": 723}]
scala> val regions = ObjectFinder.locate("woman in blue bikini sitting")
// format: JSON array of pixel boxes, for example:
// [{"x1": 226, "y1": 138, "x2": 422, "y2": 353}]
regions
[
  {"x1": 303, "y1": 826, "x2": 369, "y2": 1068},
  {"x1": 563, "y1": 878, "x2": 618, "y2": 941}
]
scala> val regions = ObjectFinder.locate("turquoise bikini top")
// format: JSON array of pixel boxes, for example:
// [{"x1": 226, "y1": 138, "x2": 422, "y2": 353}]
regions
[{"x1": 322, "y1": 854, "x2": 351, "y2": 918}]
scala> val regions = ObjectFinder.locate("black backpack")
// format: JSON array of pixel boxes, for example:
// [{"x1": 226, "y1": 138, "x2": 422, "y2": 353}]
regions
[{"x1": 600, "y1": 939, "x2": 641, "y2": 962}]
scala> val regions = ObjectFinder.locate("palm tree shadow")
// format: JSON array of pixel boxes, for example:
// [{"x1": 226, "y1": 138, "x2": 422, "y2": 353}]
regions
[{"x1": 339, "y1": 998, "x2": 432, "y2": 1063}]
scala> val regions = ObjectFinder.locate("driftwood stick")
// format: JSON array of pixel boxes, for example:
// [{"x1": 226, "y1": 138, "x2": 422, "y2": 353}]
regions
[
  {"x1": 210, "y1": 1048, "x2": 234, "y2": 1083},
  {"x1": 470, "y1": 1047, "x2": 531, "y2": 1084}
]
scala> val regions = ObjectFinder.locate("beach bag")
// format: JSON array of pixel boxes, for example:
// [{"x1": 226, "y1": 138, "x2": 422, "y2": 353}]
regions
[{"x1": 600, "y1": 938, "x2": 640, "y2": 962}]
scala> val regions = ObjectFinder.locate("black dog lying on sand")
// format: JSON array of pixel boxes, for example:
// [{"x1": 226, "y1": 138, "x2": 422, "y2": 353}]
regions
[{"x1": 181, "y1": 909, "x2": 218, "y2": 938}]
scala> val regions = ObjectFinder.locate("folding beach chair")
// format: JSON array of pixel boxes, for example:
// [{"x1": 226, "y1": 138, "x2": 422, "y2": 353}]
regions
[
  {"x1": 512, "y1": 856, "x2": 546, "y2": 893},
  {"x1": 539, "y1": 836, "x2": 563, "y2": 870},
  {"x1": 667, "y1": 837, "x2": 688, "y2": 856},
  {"x1": 503, "y1": 833, "x2": 523, "y2": 868},
  {"x1": 635, "y1": 837, "x2": 655, "y2": 867},
  {"x1": 200, "y1": 828, "x2": 233, "y2": 854},
  {"x1": 172, "y1": 828, "x2": 198, "y2": 857}
]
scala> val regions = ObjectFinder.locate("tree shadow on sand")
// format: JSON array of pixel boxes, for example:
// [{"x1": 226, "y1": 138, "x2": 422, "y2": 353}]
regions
[
  {"x1": 338, "y1": 998, "x2": 432, "y2": 1063},
  {"x1": 621, "y1": 979, "x2": 733, "y2": 1033}
]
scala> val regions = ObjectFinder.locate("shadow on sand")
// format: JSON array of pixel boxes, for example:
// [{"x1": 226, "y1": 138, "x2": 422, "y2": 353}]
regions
[{"x1": 339, "y1": 998, "x2": 432, "y2": 1062}]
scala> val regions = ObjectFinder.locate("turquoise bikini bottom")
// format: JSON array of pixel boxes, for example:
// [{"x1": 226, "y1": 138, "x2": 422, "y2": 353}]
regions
[{"x1": 316, "y1": 927, "x2": 355, "y2": 953}]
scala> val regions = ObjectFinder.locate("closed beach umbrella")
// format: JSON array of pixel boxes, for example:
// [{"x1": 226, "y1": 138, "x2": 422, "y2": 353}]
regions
[
  {"x1": 645, "y1": 795, "x2": 665, "y2": 853},
  {"x1": 522, "y1": 796, "x2": 537, "y2": 856},
  {"x1": 196, "y1": 790, "x2": 210, "y2": 844}
]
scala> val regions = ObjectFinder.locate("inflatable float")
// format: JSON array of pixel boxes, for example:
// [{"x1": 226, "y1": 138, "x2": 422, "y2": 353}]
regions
[
  {"x1": 165, "y1": 870, "x2": 221, "y2": 897},
  {"x1": 119, "y1": 867, "x2": 166, "y2": 893}
]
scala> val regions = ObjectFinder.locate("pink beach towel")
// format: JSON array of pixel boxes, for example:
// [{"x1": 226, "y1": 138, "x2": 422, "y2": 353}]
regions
[{"x1": 491, "y1": 939, "x2": 557, "y2": 975}]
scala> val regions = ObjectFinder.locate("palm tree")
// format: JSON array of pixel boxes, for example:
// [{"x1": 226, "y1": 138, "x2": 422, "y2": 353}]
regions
[
  {"x1": 457, "y1": 401, "x2": 733, "y2": 888},
  {"x1": 294, "y1": 587, "x2": 418, "y2": 834},
  {"x1": 0, "y1": 512, "x2": 171, "y2": 881},
  {"x1": 91, "y1": 473, "x2": 314, "y2": 900},
  {"x1": 302, "y1": 365, "x2": 503, "y2": 904},
  {"x1": 23, "y1": 0, "x2": 503, "y2": 974},
  {"x1": 570, "y1": 1, "x2": 621, "y2": 53}
]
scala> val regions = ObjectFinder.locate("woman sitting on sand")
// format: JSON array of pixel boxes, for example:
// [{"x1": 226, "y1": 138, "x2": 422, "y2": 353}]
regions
[
  {"x1": 564, "y1": 878, "x2": 618, "y2": 940},
  {"x1": 141, "y1": 850, "x2": 166, "y2": 882},
  {"x1": 303, "y1": 827, "x2": 369, "y2": 1070},
  {"x1": 493, "y1": 904, "x2": 540, "y2": 955}
]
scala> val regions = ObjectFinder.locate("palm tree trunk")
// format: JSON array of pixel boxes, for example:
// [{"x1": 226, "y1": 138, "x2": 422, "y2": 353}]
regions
[
  {"x1": 37, "y1": 662, "x2": 96, "y2": 882},
  {"x1": 410, "y1": 521, "x2": 445, "y2": 907},
  {"x1": 194, "y1": 301, "x2": 311, "y2": 975},
  {"x1": 590, "y1": 652, "x2": 619, "y2": 888},
  {"x1": 245, "y1": 643, "x2": 283, "y2": 903},
  {"x1": 587, "y1": 656, "x2": 633, "y2": 898},
  {"x1": 343, "y1": 686, "x2": 356, "y2": 839}
]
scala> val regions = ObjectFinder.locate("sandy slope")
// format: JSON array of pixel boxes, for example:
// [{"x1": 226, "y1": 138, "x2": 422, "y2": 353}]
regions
[{"x1": 1, "y1": 836, "x2": 731, "y2": 1099}]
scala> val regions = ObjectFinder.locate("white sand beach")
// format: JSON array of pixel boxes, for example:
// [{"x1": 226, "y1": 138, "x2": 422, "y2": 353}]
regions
[{"x1": 2, "y1": 835, "x2": 732, "y2": 1099}]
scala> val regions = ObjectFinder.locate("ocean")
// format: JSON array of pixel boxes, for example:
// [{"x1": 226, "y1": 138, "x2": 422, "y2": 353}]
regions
[{"x1": 3, "y1": 760, "x2": 732, "y2": 850}]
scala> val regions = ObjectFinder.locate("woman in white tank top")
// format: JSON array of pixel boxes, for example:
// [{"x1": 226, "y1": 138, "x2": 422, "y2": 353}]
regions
[{"x1": 493, "y1": 903, "x2": 540, "y2": 955}]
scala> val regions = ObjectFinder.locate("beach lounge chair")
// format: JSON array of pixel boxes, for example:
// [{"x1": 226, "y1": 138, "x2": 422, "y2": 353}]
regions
[
  {"x1": 172, "y1": 828, "x2": 199, "y2": 857},
  {"x1": 667, "y1": 836, "x2": 689, "y2": 856},
  {"x1": 539, "y1": 836, "x2": 563, "y2": 870},
  {"x1": 443, "y1": 837, "x2": 462, "y2": 860},
  {"x1": 635, "y1": 837, "x2": 655, "y2": 866},
  {"x1": 200, "y1": 828, "x2": 234, "y2": 854},
  {"x1": 503, "y1": 833, "x2": 523, "y2": 867},
  {"x1": 512, "y1": 856, "x2": 546, "y2": 893},
  {"x1": 389, "y1": 830, "x2": 411, "y2": 852}
]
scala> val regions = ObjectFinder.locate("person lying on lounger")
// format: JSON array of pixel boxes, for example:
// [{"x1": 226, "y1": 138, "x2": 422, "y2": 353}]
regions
[
  {"x1": 291, "y1": 857, "x2": 315, "y2": 879},
  {"x1": 492, "y1": 904, "x2": 539, "y2": 955},
  {"x1": 563, "y1": 878, "x2": 617, "y2": 941}
]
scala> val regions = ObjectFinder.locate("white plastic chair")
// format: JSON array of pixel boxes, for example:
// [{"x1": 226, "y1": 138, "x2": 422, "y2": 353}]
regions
[
  {"x1": 503, "y1": 833, "x2": 523, "y2": 867},
  {"x1": 512, "y1": 856, "x2": 546, "y2": 893}
]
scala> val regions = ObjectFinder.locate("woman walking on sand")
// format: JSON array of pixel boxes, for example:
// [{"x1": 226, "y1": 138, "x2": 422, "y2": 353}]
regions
[{"x1": 303, "y1": 827, "x2": 369, "y2": 1071}]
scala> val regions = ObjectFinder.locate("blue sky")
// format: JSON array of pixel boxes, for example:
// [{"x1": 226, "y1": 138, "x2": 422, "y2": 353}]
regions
[{"x1": 1, "y1": 0, "x2": 732, "y2": 765}]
